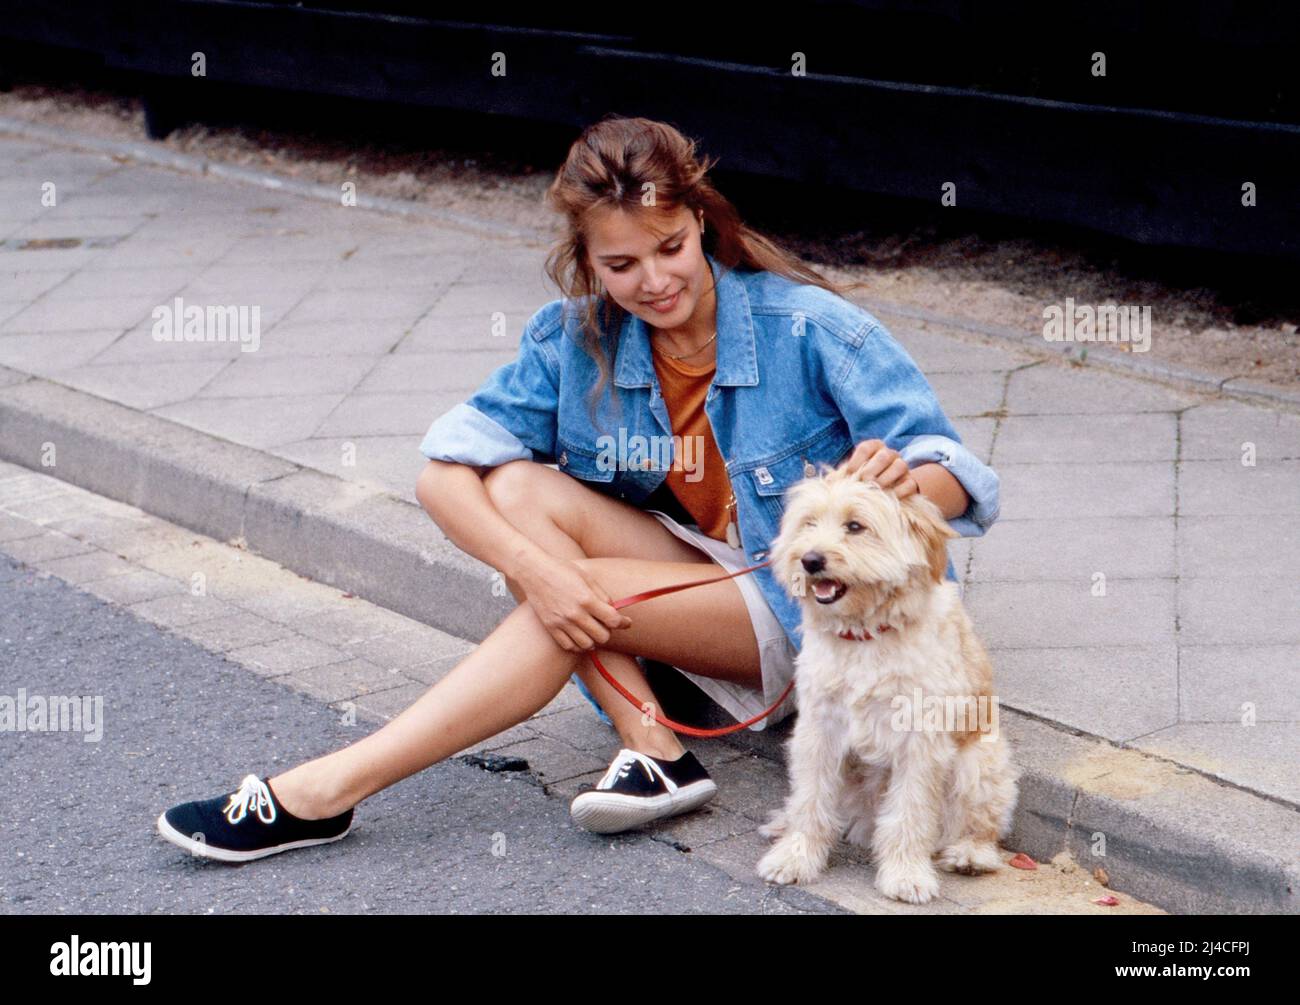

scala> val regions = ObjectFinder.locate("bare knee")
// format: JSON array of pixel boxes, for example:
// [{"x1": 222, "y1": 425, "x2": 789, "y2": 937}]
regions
[
  {"x1": 484, "y1": 461, "x2": 594, "y2": 559},
  {"x1": 480, "y1": 460, "x2": 535, "y2": 507},
  {"x1": 483, "y1": 460, "x2": 552, "y2": 518}
]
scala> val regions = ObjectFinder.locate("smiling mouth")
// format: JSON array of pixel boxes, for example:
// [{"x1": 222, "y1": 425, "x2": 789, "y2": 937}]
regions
[
  {"x1": 643, "y1": 289, "x2": 681, "y2": 306},
  {"x1": 810, "y1": 577, "x2": 847, "y2": 604}
]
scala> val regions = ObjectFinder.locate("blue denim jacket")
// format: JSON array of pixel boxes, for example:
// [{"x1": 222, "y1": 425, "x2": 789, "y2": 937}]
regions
[{"x1": 420, "y1": 252, "x2": 1000, "y2": 661}]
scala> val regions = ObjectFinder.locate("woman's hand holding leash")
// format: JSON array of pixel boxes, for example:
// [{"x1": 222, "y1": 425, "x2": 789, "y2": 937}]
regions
[
  {"x1": 512, "y1": 551, "x2": 790, "y2": 735},
  {"x1": 515, "y1": 555, "x2": 632, "y2": 653}
]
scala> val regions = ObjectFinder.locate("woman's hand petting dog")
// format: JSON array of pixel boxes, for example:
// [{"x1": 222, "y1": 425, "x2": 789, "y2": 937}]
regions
[{"x1": 837, "y1": 439, "x2": 920, "y2": 499}]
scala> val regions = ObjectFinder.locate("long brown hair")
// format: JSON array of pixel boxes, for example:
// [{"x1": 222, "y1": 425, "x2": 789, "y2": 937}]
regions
[{"x1": 543, "y1": 114, "x2": 867, "y2": 431}]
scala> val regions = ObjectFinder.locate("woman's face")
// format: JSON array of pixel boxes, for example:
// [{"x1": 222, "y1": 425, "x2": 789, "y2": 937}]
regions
[{"x1": 583, "y1": 204, "x2": 713, "y2": 333}]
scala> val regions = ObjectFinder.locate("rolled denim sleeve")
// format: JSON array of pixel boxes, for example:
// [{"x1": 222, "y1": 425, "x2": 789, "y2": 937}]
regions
[
  {"x1": 895, "y1": 434, "x2": 1000, "y2": 537},
  {"x1": 418, "y1": 316, "x2": 560, "y2": 468},
  {"x1": 828, "y1": 319, "x2": 1000, "y2": 538}
]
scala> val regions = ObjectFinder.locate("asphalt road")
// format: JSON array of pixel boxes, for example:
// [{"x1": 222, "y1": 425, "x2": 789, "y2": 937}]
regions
[{"x1": 0, "y1": 555, "x2": 839, "y2": 915}]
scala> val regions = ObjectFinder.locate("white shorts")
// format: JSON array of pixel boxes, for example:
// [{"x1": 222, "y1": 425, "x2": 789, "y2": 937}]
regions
[{"x1": 644, "y1": 509, "x2": 799, "y2": 732}]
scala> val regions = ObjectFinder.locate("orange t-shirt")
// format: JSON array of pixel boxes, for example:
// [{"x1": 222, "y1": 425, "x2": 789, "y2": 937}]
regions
[{"x1": 650, "y1": 346, "x2": 737, "y2": 543}]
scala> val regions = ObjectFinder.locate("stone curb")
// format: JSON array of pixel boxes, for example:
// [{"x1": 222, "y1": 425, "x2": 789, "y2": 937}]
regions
[
  {"x1": 1002, "y1": 712, "x2": 1296, "y2": 914},
  {"x1": 1, "y1": 365, "x2": 1294, "y2": 914}
]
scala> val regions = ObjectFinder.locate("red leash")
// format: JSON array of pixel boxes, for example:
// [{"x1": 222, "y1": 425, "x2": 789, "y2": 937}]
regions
[{"x1": 586, "y1": 558, "x2": 799, "y2": 738}]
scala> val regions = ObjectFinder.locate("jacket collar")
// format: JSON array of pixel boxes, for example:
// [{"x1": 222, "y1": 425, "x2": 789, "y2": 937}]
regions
[{"x1": 613, "y1": 253, "x2": 758, "y2": 389}]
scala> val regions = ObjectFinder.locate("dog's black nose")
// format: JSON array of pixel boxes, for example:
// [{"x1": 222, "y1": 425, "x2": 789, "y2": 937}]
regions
[{"x1": 801, "y1": 551, "x2": 826, "y2": 574}]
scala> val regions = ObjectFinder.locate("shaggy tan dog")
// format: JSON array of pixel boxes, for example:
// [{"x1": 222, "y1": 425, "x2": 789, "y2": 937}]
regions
[{"x1": 756, "y1": 464, "x2": 1018, "y2": 904}]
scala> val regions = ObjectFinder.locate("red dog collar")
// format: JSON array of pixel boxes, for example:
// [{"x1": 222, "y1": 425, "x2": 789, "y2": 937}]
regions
[{"x1": 837, "y1": 625, "x2": 894, "y2": 641}]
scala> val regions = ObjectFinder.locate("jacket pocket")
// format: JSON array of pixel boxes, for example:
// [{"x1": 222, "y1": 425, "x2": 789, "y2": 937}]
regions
[
  {"x1": 555, "y1": 436, "x2": 617, "y2": 484},
  {"x1": 744, "y1": 422, "x2": 854, "y2": 523}
]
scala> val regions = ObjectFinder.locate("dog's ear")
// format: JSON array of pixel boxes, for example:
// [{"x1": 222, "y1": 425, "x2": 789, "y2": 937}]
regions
[{"x1": 901, "y1": 493, "x2": 960, "y2": 584}]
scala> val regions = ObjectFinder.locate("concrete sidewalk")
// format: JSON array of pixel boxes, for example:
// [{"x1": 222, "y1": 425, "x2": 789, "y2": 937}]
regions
[{"x1": 0, "y1": 124, "x2": 1296, "y2": 913}]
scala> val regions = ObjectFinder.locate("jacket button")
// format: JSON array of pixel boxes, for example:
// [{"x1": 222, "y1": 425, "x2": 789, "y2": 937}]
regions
[
  {"x1": 559, "y1": 451, "x2": 568, "y2": 466},
  {"x1": 803, "y1": 461, "x2": 816, "y2": 477}
]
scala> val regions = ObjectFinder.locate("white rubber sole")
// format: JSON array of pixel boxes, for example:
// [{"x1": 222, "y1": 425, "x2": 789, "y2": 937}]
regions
[
  {"x1": 570, "y1": 779, "x2": 718, "y2": 834},
  {"x1": 156, "y1": 810, "x2": 352, "y2": 863}
]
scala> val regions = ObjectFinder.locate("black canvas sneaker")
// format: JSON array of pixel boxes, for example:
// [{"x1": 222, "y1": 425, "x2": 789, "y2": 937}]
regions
[
  {"x1": 156, "y1": 773, "x2": 353, "y2": 863},
  {"x1": 570, "y1": 748, "x2": 717, "y2": 834}
]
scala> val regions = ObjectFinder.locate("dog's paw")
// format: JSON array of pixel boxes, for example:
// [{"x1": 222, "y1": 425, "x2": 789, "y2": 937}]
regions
[
  {"x1": 757, "y1": 833, "x2": 828, "y2": 885},
  {"x1": 757, "y1": 808, "x2": 789, "y2": 841},
  {"x1": 935, "y1": 840, "x2": 1003, "y2": 875},
  {"x1": 875, "y1": 860, "x2": 941, "y2": 904}
]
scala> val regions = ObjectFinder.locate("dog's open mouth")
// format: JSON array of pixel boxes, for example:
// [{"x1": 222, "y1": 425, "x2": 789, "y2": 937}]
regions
[{"x1": 809, "y1": 577, "x2": 847, "y2": 604}]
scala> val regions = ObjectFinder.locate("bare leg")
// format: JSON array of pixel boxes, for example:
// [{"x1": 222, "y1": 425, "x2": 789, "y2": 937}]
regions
[
  {"x1": 483, "y1": 466, "x2": 718, "y2": 763},
  {"x1": 502, "y1": 573, "x2": 686, "y2": 762},
  {"x1": 269, "y1": 555, "x2": 761, "y2": 820},
  {"x1": 269, "y1": 599, "x2": 581, "y2": 819},
  {"x1": 268, "y1": 461, "x2": 761, "y2": 821}
]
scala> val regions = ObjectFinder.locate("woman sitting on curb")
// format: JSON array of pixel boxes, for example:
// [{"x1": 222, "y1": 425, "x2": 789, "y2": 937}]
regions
[{"x1": 156, "y1": 114, "x2": 998, "y2": 862}]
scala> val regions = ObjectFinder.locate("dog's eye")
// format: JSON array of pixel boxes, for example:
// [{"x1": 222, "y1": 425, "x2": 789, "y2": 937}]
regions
[{"x1": 845, "y1": 521, "x2": 868, "y2": 534}]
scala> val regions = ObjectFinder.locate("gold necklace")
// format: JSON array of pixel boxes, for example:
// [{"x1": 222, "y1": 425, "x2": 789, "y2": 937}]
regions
[{"x1": 653, "y1": 330, "x2": 718, "y2": 361}]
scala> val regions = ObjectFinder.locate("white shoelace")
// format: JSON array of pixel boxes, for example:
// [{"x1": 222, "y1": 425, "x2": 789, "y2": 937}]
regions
[
  {"x1": 597, "y1": 749, "x2": 678, "y2": 793},
  {"x1": 222, "y1": 774, "x2": 277, "y2": 826}
]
